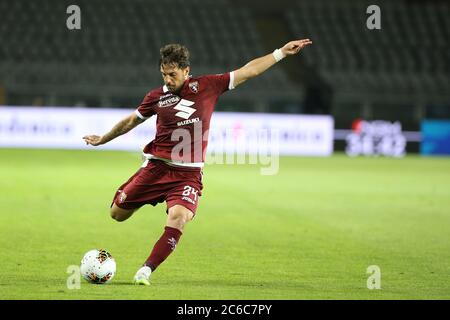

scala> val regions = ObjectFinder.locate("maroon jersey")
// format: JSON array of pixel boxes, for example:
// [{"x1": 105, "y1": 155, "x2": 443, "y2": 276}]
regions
[{"x1": 135, "y1": 72, "x2": 234, "y2": 166}]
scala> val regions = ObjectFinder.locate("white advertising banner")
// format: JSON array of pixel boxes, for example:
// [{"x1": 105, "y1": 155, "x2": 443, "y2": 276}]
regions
[
  {"x1": 0, "y1": 107, "x2": 334, "y2": 156},
  {"x1": 209, "y1": 112, "x2": 334, "y2": 156},
  {"x1": 0, "y1": 107, "x2": 156, "y2": 151}
]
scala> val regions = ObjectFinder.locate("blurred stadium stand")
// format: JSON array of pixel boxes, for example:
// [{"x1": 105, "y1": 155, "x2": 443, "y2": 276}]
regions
[
  {"x1": 285, "y1": 0, "x2": 450, "y2": 127},
  {"x1": 0, "y1": 0, "x2": 448, "y2": 127}
]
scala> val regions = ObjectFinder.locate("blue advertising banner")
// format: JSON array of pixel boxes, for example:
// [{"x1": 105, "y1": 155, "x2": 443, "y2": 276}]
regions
[{"x1": 421, "y1": 120, "x2": 450, "y2": 156}]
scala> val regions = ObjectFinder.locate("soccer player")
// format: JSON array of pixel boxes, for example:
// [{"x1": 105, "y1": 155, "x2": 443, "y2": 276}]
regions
[{"x1": 83, "y1": 39, "x2": 312, "y2": 285}]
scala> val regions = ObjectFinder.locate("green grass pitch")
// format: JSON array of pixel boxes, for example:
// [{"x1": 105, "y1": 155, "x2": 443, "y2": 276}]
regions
[{"x1": 0, "y1": 148, "x2": 449, "y2": 299}]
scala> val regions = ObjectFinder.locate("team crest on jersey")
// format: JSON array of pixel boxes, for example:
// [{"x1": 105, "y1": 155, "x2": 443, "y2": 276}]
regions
[{"x1": 189, "y1": 81, "x2": 199, "y2": 93}]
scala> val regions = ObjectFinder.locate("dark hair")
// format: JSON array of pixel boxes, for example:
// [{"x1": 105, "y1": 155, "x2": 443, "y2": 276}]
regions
[{"x1": 159, "y1": 44, "x2": 190, "y2": 69}]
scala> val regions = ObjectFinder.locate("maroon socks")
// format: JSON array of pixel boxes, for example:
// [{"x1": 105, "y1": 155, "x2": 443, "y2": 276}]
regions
[{"x1": 144, "y1": 226, "x2": 182, "y2": 271}]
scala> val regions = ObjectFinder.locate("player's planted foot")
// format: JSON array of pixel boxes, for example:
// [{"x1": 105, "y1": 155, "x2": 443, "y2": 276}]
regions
[{"x1": 133, "y1": 265, "x2": 152, "y2": 285}]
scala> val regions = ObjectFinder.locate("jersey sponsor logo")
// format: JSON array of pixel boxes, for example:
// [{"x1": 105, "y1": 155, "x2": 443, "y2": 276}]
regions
[
  {"x1": 189, "y1": 81, "x2": 199, "y2": 93},
  {"x1": 177, "y1": 117, "x2": 200, "y2": 127},
  {"x1": 158, "y1": 94, "x2": 180, "y2": 108},
  {"x1": 174, "y1": 99, "x2": 196, "y2": 120}
]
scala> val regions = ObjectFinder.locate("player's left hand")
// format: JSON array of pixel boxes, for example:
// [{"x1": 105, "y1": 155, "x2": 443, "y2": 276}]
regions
[{"x1": 281, "y1": 39, "x2": 312, "y2": 56}]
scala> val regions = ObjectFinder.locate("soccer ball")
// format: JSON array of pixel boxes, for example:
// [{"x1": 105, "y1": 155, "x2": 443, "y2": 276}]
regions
[{"x1": 80, "y1": 249, "x2": 116, "y2": 284}]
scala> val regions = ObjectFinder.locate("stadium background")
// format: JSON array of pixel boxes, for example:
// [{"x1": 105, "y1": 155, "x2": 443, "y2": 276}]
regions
[
  {"x1": 0, "y1": 0, "x2": 450, "y2": 298},
  {"x1": 2, "y1": 0, "x2": 449, "y2": 124}
]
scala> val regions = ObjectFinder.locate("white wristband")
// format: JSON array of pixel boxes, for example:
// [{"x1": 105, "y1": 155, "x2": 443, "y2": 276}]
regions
[{"x1": 273, "y1": 48, "x2": 286, "y2": 62}]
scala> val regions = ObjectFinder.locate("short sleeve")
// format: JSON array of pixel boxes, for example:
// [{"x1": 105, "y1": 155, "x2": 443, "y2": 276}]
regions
[
  {"x1": 135, "y1": 91, "x2": 158, "y2": 120},
  {"x1": 206, "y1": 72, "x2": 235, "y2": 95}
]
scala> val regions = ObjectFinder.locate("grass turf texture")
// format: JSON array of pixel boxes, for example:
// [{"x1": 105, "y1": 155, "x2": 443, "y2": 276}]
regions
[{"x1": 0, "y1": 148, "x2": 449, "y2": 300}]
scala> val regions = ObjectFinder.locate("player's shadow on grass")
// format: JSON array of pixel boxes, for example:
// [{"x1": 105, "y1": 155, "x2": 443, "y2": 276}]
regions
[
  {"x1": 160, "y1": 279, "x2": 308, "y2": 289},
  {"x1": 107, "y1": 279, "x2": 310, "y2": 290},
  {"x1": 108, "y1": 280, "x2": 139, "y2": 286}
]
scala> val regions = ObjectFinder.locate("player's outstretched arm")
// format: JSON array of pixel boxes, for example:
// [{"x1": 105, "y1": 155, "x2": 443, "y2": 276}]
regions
[
  {"x1": 233, "y1": 39, "x2": 312, "y2": 88},
  {"x1": 83, "y1": 112, "x2": 144, "y2": 146}
]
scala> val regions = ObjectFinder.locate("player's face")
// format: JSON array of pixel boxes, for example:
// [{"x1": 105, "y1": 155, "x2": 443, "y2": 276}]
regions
[{"x1": 160, "y1": 64, "x2": 190, "y2": 93}]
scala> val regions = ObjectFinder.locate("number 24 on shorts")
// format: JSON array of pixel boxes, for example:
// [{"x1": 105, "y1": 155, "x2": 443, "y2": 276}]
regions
[{"x1": 182, "y1": 185, "x2": 198, "y2": 201}]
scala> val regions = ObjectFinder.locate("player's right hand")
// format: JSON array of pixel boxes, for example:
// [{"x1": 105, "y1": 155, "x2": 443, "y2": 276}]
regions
[{"x1": 83, "y1": 135, "x2": 104, "y2": 146}]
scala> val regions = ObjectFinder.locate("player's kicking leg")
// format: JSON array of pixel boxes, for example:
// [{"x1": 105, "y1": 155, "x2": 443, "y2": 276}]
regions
[
  {"x1": 110, "y1": 203, "x2": 136, "y2": 222},
  {"x1": 134, "y1": 205, "x2": 194, "y2": 285}
]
